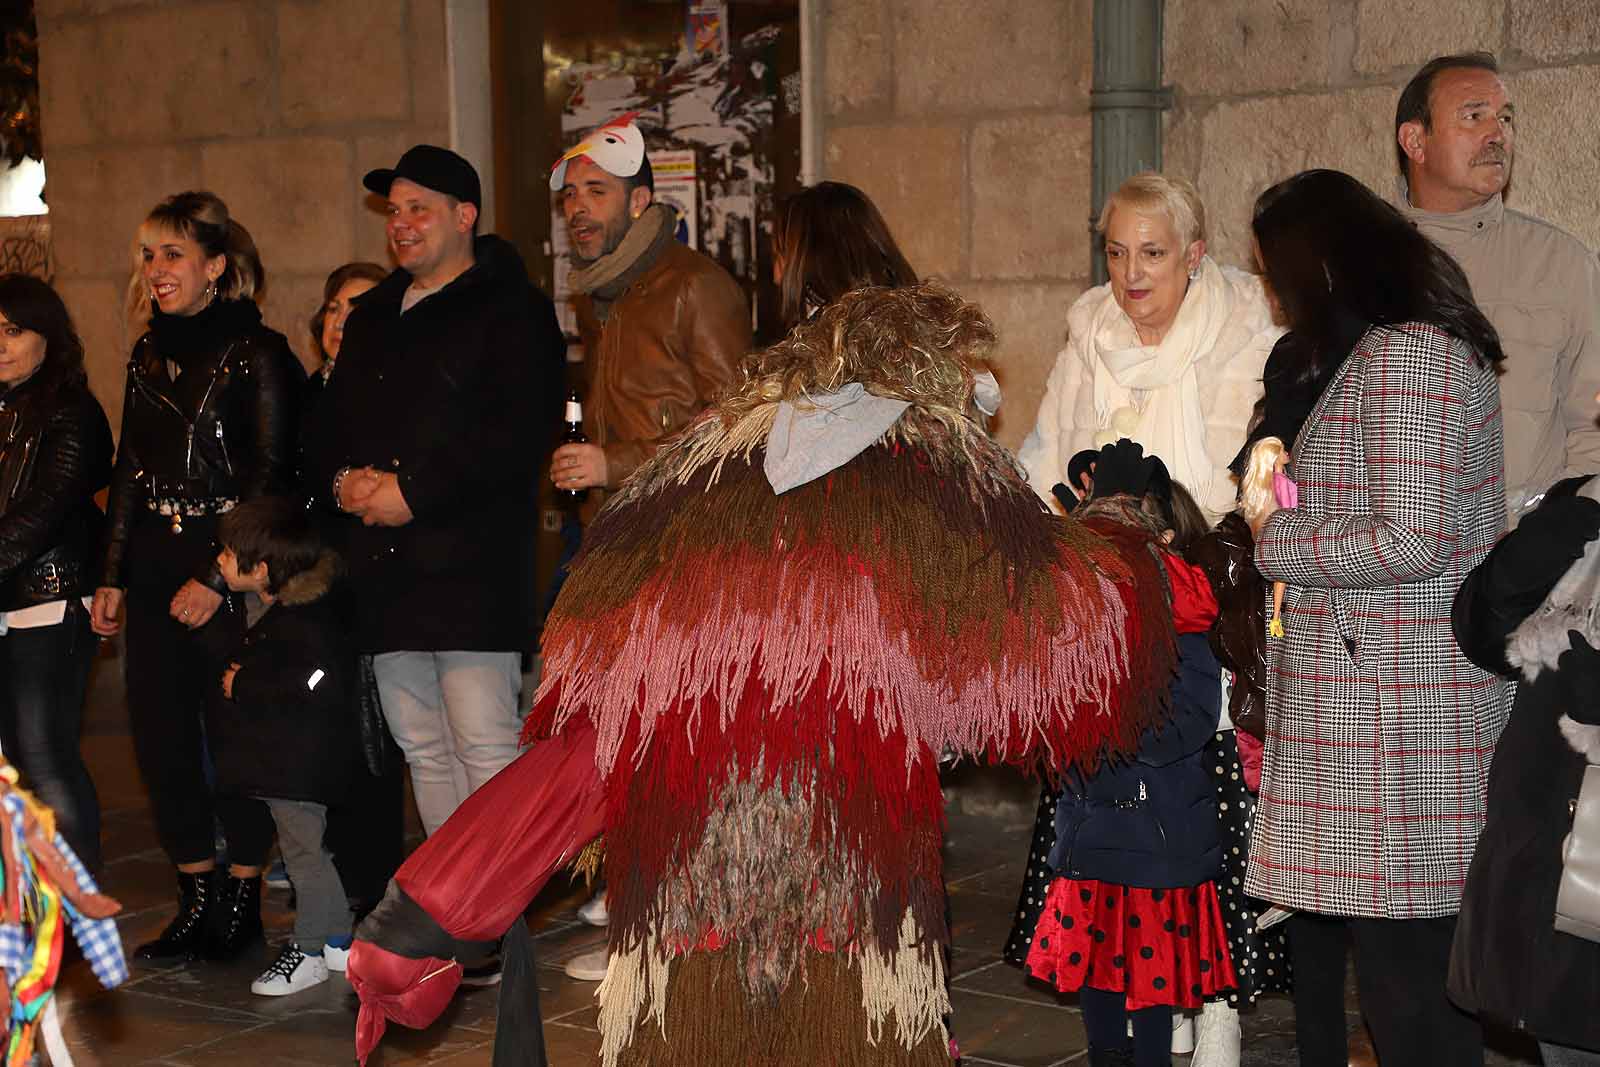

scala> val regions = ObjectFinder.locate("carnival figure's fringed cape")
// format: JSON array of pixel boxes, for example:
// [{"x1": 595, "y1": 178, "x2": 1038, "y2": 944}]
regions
[{"x1": 348, "y1": 284, "x2": 1177, "y2": 1067}]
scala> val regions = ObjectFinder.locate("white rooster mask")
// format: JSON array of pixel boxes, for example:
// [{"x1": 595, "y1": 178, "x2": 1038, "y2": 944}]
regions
[{"x1": 549, "y1": 114, "x2": 646, "y2": 191}]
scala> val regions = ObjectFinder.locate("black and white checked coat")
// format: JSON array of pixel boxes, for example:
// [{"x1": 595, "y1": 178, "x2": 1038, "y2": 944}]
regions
[{"x1": 1244, "y1": 323, "x2": 1513, "y2": 919}]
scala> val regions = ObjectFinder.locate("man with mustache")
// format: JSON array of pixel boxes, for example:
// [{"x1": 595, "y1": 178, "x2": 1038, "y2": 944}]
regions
[
  {"x1": 1396, "y1": 51, "x2": 1600, "y2": 516},
  {"x1": 549, "y1": 118, "x2": 750, "y2": 498}
]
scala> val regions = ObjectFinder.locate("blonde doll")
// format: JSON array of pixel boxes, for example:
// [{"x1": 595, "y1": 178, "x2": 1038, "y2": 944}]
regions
[{"x1": 1239, "y1": 437, "x2": 1296, "y2": 637}]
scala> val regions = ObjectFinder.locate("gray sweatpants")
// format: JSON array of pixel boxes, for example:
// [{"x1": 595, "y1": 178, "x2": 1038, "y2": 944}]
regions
[{"x1": 263, "y1": 798, "x2": 350, "y2": 951}]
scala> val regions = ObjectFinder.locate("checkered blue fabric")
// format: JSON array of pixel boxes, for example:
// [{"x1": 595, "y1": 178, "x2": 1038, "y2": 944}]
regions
[
  {"x1": 1247, "y1": 324, "x2": 1515, "y2": 919},
  {"x1": 52, "y1": 831, "x2": 127, "y2": 989}
]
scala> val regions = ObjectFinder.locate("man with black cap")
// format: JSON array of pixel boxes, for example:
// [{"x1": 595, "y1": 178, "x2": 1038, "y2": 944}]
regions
[{"x1": 304, "y1": 145, "x2": 565, "y2": 886}]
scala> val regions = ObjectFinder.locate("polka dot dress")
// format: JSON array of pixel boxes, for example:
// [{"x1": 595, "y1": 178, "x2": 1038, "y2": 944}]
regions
[
  {"x1": 1003, "y1": 785, "x2": 1059, "y2": 966},
  {"x1": 1208, "y1": 729, "x2": 1292, "y2": 1005},
  {"x1": 1024, "y1": 878, "x2": 1239, "y2": 1010}
]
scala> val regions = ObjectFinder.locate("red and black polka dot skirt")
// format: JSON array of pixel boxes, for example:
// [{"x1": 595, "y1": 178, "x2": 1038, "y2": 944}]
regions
[{"x1": 1023, "y1": 877, "x2": 1238, "y2": 1010}]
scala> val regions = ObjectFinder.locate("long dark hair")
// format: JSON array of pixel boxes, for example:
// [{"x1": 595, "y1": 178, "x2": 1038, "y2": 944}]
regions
[
  {"x1": 309, "y1": 261, "x2": 387, "y2": 362},
  {"x1": 0, "y1": 274, "x2": 86, "y2": 390},
  {"x1": 1252, "y1": 170, "x2": 1503, "y2": 386},
  {"x1": 773, "y1": 182, "x2": 917, "y2": 329}
]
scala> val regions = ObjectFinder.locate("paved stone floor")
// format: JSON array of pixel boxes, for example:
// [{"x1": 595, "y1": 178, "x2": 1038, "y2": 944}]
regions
[{"x1": 46, "y1": 650, "x2": 1542, "y2": 1065}]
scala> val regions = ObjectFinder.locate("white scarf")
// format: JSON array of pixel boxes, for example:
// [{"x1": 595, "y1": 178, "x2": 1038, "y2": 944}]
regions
[{"x1": 1087, "y1": 256, "x2": 1233, "y2": 513}]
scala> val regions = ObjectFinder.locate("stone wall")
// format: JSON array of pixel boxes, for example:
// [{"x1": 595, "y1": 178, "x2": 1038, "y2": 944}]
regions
[
  {"x1": 1165, "y1": 0, "x2": 1600, "y2": 268},
  {"x1": 816, "y1": 0, "x2": 1095, "y2": 450},
  {"x1": 35, "y1": 0, "x2": 453, "y2": 427}
]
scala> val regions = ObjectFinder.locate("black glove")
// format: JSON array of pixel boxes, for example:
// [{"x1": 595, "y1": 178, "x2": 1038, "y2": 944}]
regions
[
  {"x1": 1483, "y1": 494, "x2": 1600, "y2": 612},
  {"x1": 1089, "y1": 438, "x2": 1171, "y2": 502},
  {"x1": 1558, "y1": 630, "x2": 1600, "y2": 725},
  {"x1": 1051, "y1": 483, "x2": 1078, "y2": 513}
]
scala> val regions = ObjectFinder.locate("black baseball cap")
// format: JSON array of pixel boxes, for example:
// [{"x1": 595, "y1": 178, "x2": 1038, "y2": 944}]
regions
[{"x1": 363, "y1": 145, "x2": 481, "y2": 208}]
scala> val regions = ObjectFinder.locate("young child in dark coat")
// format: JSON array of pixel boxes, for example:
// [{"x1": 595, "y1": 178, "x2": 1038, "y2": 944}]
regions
[
  {"x1": 211, "y1": 496, "x2": 359, "y2": 996},
  {"x1": 1023, "y1": 442, "x2": 1238, "y2": 1067}
]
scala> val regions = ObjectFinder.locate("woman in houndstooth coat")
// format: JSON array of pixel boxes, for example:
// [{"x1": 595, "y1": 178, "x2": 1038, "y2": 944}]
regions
[{"x1": 1242, "y1": 171, "x2": 1513, "y2": 1066}]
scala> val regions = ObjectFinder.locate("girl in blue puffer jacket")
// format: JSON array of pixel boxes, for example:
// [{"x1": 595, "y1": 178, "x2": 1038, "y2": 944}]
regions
[{"x1": 1024, "y1": 450, "x2": 1238, "y2": 1067}]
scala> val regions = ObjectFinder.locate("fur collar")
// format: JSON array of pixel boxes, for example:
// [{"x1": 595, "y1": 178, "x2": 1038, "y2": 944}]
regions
[{"x1": 275, "y1": 550, "x2": 339, "y2": 607}]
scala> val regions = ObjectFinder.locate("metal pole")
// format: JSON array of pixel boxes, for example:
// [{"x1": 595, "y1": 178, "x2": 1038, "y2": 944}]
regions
[{"x1": 1089, "y1": 0, "x2": 1171, "y2": 285}]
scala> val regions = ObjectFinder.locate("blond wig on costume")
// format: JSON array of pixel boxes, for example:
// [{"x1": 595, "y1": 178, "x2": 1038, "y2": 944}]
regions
[{"x1": 722, "y1": 282, "x2": 997, "y2": 424}]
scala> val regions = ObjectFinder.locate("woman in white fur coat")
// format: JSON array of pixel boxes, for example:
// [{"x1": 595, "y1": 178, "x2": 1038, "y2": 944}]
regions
[{"x1": 1017, "y1": 173, "x2": 1281, "y2": 523}]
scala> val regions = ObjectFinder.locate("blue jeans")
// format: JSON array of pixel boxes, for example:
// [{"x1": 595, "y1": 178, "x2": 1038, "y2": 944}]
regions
[{"x1": 0, "y1": 605, "x2": 101, "y2": 872}]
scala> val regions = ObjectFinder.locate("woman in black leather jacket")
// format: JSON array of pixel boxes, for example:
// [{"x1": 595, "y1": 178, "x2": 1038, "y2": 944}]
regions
[
  {"x1": 0, "y1": 275, "x2": 112, "y2": 874},
  {"x1": 90, "y1": 192, "x2": 302, "y2": 963}
]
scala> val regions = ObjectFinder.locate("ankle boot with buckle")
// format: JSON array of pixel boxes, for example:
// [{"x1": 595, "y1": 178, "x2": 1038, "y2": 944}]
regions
[
  {"x1": 135, "y1": 869, "x2": 215, "y2": 962},
  {"x1": 206, "y1": 873, "x2": 263, "y2": 961}
]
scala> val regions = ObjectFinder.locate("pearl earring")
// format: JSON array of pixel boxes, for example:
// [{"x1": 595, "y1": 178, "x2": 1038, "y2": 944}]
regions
[{"x1": 1188, "y1": 266, "x2": 1200, "y2": 281}]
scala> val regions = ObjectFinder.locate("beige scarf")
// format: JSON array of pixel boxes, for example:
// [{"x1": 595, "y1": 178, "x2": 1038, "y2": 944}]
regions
[
  {"x1": 568, "y1": 204, "x2": 676, "y2": 303},
  {"x1": 1088, "y1": 256, "x2": 1233, "y2": 513}
]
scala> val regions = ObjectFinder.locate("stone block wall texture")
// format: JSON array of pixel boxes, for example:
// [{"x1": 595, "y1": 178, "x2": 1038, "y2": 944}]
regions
[
  {"x1": 34, "y1": 0, "x2": 451, "y2": 428},
  {"x1": 818, "y1": 0, "x2": 1094, "y2": 450},
  {"x1": 820, "y1": 0, "x2": 1600, "y2": 453},
  {"x1": 1165, "y1": 0, "x2": 1600, "y2": 268}
]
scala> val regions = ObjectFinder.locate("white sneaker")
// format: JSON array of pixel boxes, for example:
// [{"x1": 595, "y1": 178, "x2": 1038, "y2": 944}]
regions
[
  {"x1": 1191, "y1": 1000, "x2": 1242, "y2": 1067},
  {"x1": 563, "y1": 946, "x2": 610, "y2": 982},
  {"x1": 323, "y1": 942, "x2": 350, "y2": 973},
  {"x1": 577, "y1": 889, "x2": 609, "y2": 927},
  {"x1": 1172, "y1": 1011, "x2": 1196, "y2": 1054},
  {"x1": 251, "y1": 945, "x2": 329, "y2": 996}
]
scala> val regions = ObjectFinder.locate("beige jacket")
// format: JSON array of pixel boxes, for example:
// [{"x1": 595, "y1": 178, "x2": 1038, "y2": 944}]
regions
[
  {"x1": 1016, "y1": 259, "x2": 1280, "y2": 523},
  {"x1": 1398, "y1": 186, "x2": 1600, "y2": 515}
]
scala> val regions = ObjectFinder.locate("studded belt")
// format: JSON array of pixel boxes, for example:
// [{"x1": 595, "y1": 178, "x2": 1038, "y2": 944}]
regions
[{"x1": 146, "y1": 496, "x2": 237, "y2": 534}]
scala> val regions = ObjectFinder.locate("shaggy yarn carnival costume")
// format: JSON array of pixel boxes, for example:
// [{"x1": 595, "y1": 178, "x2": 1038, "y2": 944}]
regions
[{"x1": 347, "y1": 284, "x2": 1177, "y2": 1066}]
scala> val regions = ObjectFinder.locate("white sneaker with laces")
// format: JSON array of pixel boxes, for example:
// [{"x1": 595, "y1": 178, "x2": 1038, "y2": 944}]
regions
[
  {"x1": 251, "y1": 945, "x2": 329, "y2": 996},
  {"x1": 577, "y1": 889, "x2": 609, "y2": 927},
  {"x1": 323, "y1": 942, "x2": 350, "y2": 973},
  {"x1": 1171, "y1": 1011, "x2": 1196, "y2": 1054},
  {"x1": 564, "y1": 946, "x2": 610, "y2": 982},
  {"x1": 1191, "y1": 1000, "x2": 1242, "y2": 1067}
]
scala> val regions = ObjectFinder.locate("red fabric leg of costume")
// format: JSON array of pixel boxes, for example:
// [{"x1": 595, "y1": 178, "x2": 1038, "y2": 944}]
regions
[{"x1": 350, "y1": 721, "x2": 605, "y2": 1062}]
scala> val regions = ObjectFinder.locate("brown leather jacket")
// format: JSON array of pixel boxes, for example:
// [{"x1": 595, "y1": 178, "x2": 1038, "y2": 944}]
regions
[
  {"x1": 575, "y1": 240, "x2": 751, "y2": 488},
  {"x1": 1187, "y1": 511, "x2": 1267, "y2": 739}
]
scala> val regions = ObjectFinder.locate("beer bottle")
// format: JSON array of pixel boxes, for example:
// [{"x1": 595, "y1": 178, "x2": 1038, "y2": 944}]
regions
[{"x1": 557, "y1": 389, "x2": 589, "y2": 505}]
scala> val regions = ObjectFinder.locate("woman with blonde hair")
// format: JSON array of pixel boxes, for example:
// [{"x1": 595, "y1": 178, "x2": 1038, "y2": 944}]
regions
[
  {"x1": 1018, "y1": 173, "x2": 1282, "y2": 523},
  {"x1": 91, "y1": 191, "x2": 303, "y2": 963}
]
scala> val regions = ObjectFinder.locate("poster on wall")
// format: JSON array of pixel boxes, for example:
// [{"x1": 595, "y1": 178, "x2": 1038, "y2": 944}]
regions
[
  {"x1": 687, "y1": 2, "x2": 729, "y2": 60},
  {"x1": 651, "y1": 149, "x2": 698, "y2": 249},
  {"x1": 550, "y1": 21, "x2": 781, "y2": 335}
]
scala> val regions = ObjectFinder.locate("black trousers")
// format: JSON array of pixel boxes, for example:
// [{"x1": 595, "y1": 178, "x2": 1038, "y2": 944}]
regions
[
  {"x1": 326, "y1": 759, "x2": 405, "y2": 911},
  {"x1": 124, "y1": 588, "x2": 273, "y2": 868},
  {"x1": 0, "y1": 604, "x2": 101, "y2": 872},
  {"x1": 1289, "y1": 911, "x2": 1483, "y2": 1067}
]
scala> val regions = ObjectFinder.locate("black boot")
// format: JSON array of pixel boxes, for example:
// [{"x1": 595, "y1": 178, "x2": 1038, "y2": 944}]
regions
[
  {"x1": 205, "y1": 873, "x2": 263, "y2": 961},
  {"x1": 134, "y1": 869, "x2": 215, "y2": 962}
]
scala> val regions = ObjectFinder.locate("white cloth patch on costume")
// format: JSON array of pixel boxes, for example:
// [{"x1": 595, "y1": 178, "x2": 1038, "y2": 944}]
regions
[
  {"x1": 972, "y1": 370, "x2": 1002, "y2": 416},
  {"x1": 764, "y1": 384, "x2": 909, "y2": 494}
]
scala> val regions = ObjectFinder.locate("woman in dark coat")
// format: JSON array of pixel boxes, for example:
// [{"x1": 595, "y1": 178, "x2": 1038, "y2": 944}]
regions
[
  {"x1": 1448, "y1": 473, "x2": 1600, "y2": 1067},
  {"x1": 90, "y1": 191, "x2": 302, "y2": 963},
  {"x1": 0, "y1": 275, "x2": 113, "y2": 873}
]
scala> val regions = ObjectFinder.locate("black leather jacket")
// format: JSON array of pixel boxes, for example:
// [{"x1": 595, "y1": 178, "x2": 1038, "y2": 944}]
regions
[
  {"x1": 102, "y1": 300, "x2": 301, "y2": 590},
  {"x1": 0, "y1": 373, "x2": 112, "y2": 611}
]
